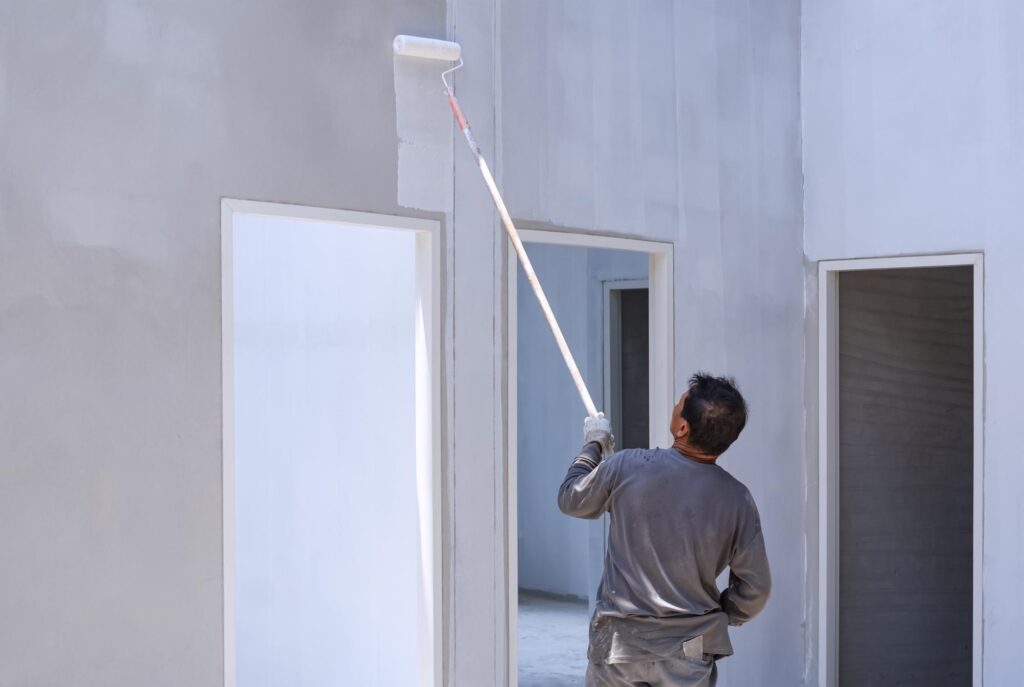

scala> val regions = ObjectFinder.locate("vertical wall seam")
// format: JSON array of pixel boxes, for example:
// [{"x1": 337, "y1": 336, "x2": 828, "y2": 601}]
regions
[
  {"x1": 491, "y1": 0, "x2": 509, "y2": 683},
  {"x1": 444, "y1": 2, "x2": 458, "y2": 682},
  {"x1": 794, "y1": 0, "x2": 813, "y2": 682}
]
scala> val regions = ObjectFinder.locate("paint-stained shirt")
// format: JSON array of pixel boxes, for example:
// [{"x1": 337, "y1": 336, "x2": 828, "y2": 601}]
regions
[{"x1": 558, "y1": 444, "x2": 771, "y2": 664}]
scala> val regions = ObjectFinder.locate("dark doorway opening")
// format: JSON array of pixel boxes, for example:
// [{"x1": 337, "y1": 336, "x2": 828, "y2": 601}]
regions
[
  {"x1": 837, "y1": 266, "x2": 973, "y2": 686},
  {"x1": 607, "y1": 286, "x2": 650, "y2": 450}
]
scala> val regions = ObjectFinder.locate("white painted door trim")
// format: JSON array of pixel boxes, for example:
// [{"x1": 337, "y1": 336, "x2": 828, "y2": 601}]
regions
[
  {"x1": 817, "y1": 252, "x2": 984, "y2": 687},
  {"x1": 506, "y1": 229, "x2": 674, "y2": 686},
  {"x1": 220, "y1": 199, "x2": 443, "y2": 687}
]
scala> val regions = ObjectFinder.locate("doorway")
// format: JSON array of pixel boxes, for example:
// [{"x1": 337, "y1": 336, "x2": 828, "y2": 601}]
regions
[
  {"x1": 818, "y1": 255, "x2": 983, "y2": 687},
  {"x1": 507, "y1": 231, "x2": 673, "y2": 686},
  {"x1": 604, "y1": 281, "x2": 650, "y2": 451},
  {"x1": 221, "y1": 201, "x2": 441, "y2": 687}
]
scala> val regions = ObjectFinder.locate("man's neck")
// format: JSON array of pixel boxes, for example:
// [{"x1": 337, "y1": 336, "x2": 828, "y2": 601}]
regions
[{"x1": 671, "y1": 440, "x2": 718, "y2": 464}]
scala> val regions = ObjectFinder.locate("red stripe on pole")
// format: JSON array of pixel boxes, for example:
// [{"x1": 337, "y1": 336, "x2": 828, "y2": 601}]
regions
[{"x1": 448, "y1": 94, "x2": 469, "y2": 131}]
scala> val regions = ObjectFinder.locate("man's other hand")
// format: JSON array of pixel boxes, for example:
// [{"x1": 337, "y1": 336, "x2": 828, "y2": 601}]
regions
[{"x1": 584, "y1": 412, "x2": 615, "y2": 456}]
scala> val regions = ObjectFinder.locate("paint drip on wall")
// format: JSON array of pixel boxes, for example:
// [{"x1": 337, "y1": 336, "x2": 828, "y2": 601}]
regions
[{"x1": 393, "y1": 56, "x2": 453, "y2": 212}]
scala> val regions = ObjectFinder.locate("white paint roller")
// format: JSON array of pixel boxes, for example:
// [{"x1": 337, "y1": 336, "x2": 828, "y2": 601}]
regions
[
  {"x1": 394, "y1": 35, "x2": 600, "y2": 418},
  {"x1": 393, "y1": 35, "x2": 462, "y2": 62}
]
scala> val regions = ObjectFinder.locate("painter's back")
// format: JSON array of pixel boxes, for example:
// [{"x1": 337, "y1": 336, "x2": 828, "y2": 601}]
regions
[{"x1": 558, "y1": 445, "x2": 771, "y2": 662}]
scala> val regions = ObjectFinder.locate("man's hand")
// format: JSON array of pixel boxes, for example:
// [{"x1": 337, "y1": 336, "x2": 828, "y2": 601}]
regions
[{"x1": 584, "y1": 412, "x2": 615, "y2": 456}]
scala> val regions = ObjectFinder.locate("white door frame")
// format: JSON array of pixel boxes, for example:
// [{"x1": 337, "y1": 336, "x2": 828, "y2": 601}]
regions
[
  {"x1": 506, "y1": 230, "x2": 674, "y2": 686},
  {"x1": 221, "y1": 199, "x2": 443, "y2": 687},
  {"x1": 817, "y1": 252, "x2": 984, "y2": 687}
]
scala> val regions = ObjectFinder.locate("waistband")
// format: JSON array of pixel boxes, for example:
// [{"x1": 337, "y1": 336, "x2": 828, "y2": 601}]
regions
[{"x1": 588, "y1": 611, "x2": 733, "y2": 664}]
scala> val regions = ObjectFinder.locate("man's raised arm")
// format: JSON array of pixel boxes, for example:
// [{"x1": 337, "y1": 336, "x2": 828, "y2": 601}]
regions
[{"x1": 557, "y1": 413, "x2": 618, "y2": 519}]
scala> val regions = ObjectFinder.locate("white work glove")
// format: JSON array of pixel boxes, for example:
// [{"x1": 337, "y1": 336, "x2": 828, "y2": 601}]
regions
[{"x1": 584, "y1": 412, "x2": 615, "y2": 456}]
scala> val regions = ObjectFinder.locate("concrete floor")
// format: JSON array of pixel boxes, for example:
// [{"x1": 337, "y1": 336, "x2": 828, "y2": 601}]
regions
[{"x1": 518, "y1": 590, "x2": 590, "y2": 687}]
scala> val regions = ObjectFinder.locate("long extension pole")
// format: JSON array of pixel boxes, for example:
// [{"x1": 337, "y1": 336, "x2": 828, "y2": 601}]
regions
[{"x1": 444, "y1": 80, "x2": 599, "y2": 418}]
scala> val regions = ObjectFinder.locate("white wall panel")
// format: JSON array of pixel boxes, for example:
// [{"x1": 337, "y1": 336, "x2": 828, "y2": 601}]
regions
[
  {"x1": 232, "y1": 215, "x2": 418, "y2": 686},
  {"x1": 500, "y1": 2, "x2": 805, "y2": 684},
  {"x1": 803, "y1": 2, "x2": 1024, "y2": 681}
]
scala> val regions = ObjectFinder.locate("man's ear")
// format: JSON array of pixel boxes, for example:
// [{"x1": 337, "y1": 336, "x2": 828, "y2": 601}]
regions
[{"x1": 674, "y1": 416, "x2": 690, "y2": 440}]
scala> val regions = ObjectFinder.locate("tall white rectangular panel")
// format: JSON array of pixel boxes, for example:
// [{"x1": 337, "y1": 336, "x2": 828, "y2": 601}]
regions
[{"x1": 232, "y1": 215, "x2": 419, "y2": 686}]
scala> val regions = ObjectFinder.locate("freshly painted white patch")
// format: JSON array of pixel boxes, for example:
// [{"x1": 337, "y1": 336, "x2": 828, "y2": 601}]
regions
[
  {"x1": 393, "y1": 56, "x2": 453, "y2": 212},
  {"x1": 231, "y1": 214, "x2": 418, "y2": 685},
  {"x1": 222, "y1": 201, "x2": 443, "y2": 687}
]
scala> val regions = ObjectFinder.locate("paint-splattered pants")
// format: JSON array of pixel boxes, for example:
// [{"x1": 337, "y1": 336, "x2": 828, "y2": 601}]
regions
[{"x1": 585, "y1": 656, "x2": 717, "y2": 687}]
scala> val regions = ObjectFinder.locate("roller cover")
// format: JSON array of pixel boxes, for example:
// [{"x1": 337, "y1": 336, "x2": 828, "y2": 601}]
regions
[{"x1": 392, "y1": 35, "x2": 461, "y2": 62}]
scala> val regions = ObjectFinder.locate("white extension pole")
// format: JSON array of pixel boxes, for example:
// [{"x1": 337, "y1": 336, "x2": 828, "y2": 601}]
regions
[
  {"x1": 392, "y1": 35, "x2": 599, "y2": 417},
  {"x1": 445, "y1": 91, "x2": 599, "y2": 418}
]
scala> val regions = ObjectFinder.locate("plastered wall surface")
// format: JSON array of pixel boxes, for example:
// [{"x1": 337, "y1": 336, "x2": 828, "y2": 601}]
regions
[
  {"x1": 802, "y1": 2, "x2": 1024, "y2": 682},
  {"x1": 1, "y1": 0, "x2": 805, "y2": 685},
  {"x1": 517, "y1": 245, "x2": 647, "y2": 601},
  {"x1": 0, "y1": 1, "x2": 445, "y2": 684},
  {"x1": 501, "y1": 2, "x2": 805, "y2": 685}
]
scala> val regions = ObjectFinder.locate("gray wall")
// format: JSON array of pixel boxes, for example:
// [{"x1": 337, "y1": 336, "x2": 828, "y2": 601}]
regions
[
  {"x1": 0, "y1": 1, "x2": 444, "y2": 684},
  {"x1": 502, "y1": 2, "x2": 806, "y2": 685},
  {"x1": 1, "y1": 0, "x2": 806, "y2": 684},
  {"x1": 838, "y1": 268, "x2": 973, "y2": 685},
  {"x1": 803, "y1": 2, "x2": 1024, "y2": 682},
  {"x1": 516, "y1": 244, "x2": 647, "y2": 601}
]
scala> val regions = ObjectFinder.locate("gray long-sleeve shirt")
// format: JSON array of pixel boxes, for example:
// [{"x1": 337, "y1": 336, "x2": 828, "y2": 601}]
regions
[{"x1": 559, "y1": 444, "x2": 771, "y2": 663}]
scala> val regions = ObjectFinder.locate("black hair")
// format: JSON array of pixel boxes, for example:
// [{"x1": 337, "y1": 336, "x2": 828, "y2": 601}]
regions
[{"x1": 681, "y1": 372, "x2": 748, "y2": 455}]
